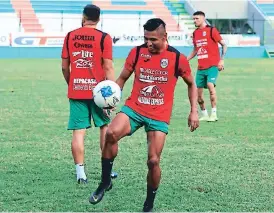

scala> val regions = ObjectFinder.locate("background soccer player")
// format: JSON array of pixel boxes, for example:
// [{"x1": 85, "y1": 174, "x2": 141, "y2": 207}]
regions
[
  {"x1": 187, "y1": 11, "x2": 227, "y2": 122},
  {"x1": 89, "y1": 18, "x2": 199, "y2": 212},
  {"x1": 61, "y1": 4, "x2": 117, "y2": 184}
]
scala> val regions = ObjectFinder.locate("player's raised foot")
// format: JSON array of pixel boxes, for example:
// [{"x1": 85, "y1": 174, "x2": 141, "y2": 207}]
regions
[
  {"x1": 207, "y1": 114, "x2": 218, "y2": 122},
  {"x1": 77, "y1": 178, "x2": 88, "y2": 184},
  {"x1": 89, "y1": 181, "x2": 112, "y2": 204},
  {"x1": 143, "y1": 201, "x2": 153, "y2": 212},
  {"x1": 111, "y1": 171, "x2": 118, "y2": 179},
  {"x1": 199, "y1": 115, "x2": 210, "y2": 121}
]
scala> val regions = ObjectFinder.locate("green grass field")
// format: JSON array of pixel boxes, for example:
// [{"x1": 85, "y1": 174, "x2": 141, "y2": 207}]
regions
[{"x1": 1, "y1": 58, "x2": 274, "y2": 212}]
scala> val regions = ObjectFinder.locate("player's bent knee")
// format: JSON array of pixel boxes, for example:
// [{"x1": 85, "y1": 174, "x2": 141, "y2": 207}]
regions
[
  {"x1": 147, "y1": 157, "x2": 160, "y2": 169},
  {"x1": 105, "y1": 128, "x2": 119, "y2": 144}
]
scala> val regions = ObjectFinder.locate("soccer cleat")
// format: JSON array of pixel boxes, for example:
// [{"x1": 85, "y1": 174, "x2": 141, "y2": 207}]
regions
[
  {"x1": 89, "y1": 181, "x2": 113, "y2": 204},
  {"x1": 207, "y1": 114, "x2": 218, "y2": 122},
  {"x1": 77, "y1": 178, "x2": 88, "y2": 184},
  {"x1": 111, "y1": 171, "x2": 118, "y2": 179},
  {"x1": 143, "y1": 201, "x2": 153, "y2": 212},
  {"x1": 199, "y1": 115, "x2": 210, "y2": 121}
]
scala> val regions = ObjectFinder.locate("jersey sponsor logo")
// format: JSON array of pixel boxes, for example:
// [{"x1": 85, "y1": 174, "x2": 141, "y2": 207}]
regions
[
  {"x1": 73, "y1": 78, "x2": 97, "y2": 91},
  {"x1": 73, "y1": 59, "x2": 93, "y2": 68},
  {"x1": 197, "y1": 47, "x2": 208, "y2": 59},
  {"x1": 72, "y1": 35, "x2": 95, "y2": 41},
  {"x1": 73, "y1": 78, "x2": 97, "y2": 84},
  {"x1": 140, "y1": 53, "x2": 152, "y2": 59},
  {"x1": 72, "y1": 50, "x2": 93, "y2": 58},
  {"x1": 144, "y1": 58, "x2": 150, "y2": 62},
  {"x1": 139, "y1": 67, "x2": 168, "y2": 83},
  {"x1": 72, "y1": 50, "x2": 94, "y2": 69},
  {"x1": 195, "y1": 38, "x2": 208, "y2": 47},
  {"x1": 160, "y1": 58, "x2": 168, "y2": 68},
  {"x1": 73, "y1": 42, "x2": 93, "y2": 49},
  {"x1": 138, "y1": 85, "x2": 164, "y2": 106}
]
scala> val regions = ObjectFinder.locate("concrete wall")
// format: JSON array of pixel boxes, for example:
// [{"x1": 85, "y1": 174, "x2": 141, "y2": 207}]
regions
[
  {"x1": 0, "y1": 46, "x2": 268, "y2": 59},
  {"x1": 186, "y1": 0, "x2": 248, "y2": 19}
]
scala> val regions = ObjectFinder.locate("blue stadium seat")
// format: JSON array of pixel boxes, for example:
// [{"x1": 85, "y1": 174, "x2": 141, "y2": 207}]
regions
[
  {"x1": 111, "y1": 0, "x2": 146, "y2": 5},
  {"x1": 0, "y1": 0, "x2": 14, "y2": 12},
  {"x1": 0, "y1": 8, "x2": 14, "y2": 13},
  {"x1": 30, "y1": 0, "x2": 152, "y2": 14},
  {"x1": 255, "y1": 2, "x2": 274, "y2": 16}
]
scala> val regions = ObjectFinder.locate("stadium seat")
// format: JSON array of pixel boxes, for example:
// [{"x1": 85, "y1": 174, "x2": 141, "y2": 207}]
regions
[
  {"x1": 255, "y1": 0, "x2": 274, "y2": 16},
  {"x1": 256, "y1": 0, "x2": 274, "y2": 3},
  {"x1": 3, "y1": 0, "x2": 195, "y2": 33}
]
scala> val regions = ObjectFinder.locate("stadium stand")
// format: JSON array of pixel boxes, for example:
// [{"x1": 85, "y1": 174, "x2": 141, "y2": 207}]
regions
[
  {"x1": 2, "y1": 0, "x2": 195, "y2": 34},
  {"x1": 0, "y1": 0, "x2": 272, "y2": 57},
  {"x1": 256, "y1": 0, "x2": 274, "y2": 16},
  {"x1": 162, "y1": 0, "x2": 195, "y2": 31},
  {"x1": 254, "y1": 0, "x2": 274, "y2": 57}
]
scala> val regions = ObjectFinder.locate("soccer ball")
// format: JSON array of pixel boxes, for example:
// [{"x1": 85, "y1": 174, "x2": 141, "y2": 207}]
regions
[{"x1": 93, "y1": 80, "x2": 122, "y2": 109}]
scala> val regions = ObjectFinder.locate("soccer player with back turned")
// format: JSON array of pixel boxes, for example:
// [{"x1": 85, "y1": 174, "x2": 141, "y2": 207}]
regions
[
  {"x1": 187, "y1": 11, "x2": 227, "y2": 122},
  {"x1": 61, "y1": 4, "x2": 117, "y2": 184},
  {"x1": 89, "y1": 18, "x2": 199, "y2": 212}
]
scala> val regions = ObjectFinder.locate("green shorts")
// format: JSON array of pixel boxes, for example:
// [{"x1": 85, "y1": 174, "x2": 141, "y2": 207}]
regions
[
  {"x1": 196, "y1": 66, "x2": 219, "y2": 89},
  {"x1": 68, "y1": 99, "x2": 110, "y2": 130},
  {"x1": 120, "y1": 106, "x2": 169, "y2": 135}
]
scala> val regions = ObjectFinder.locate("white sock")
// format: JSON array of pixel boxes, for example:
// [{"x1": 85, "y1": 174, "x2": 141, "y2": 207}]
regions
[
  {"x1": 212, "y1": 108, "x2": 217, "y2": 113},
  {"x1": 201, "y1": 109, "x2": 208, "y2": 116},
  {"x1": 76, "y1": 164, "x2": 87, "y2": 180}
]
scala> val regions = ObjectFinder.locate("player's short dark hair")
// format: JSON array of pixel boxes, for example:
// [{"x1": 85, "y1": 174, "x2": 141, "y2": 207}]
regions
[
  {"x1": 193, "y1": 11, "x2": 205, "y2": 17},
  {"x1": 83, "y1": 4, "x2": 100, "y2": 22},
  {"x1": 143, "y1": 18, "x2": 166, "y2": 31}
]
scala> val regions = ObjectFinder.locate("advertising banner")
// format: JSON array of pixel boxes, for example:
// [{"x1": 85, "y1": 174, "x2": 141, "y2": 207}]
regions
[
  {"x1": 10, "y1": 32, "x2": 260, "y2": 47},
  {"x1": 11, "y1": 33, "x2": 66, "y2": 47}
]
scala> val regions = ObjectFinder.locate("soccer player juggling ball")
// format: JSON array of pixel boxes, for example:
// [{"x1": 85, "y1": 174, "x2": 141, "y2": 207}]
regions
[{"x1": 89, "y1": 18, "x2": 199, "y2": 212}]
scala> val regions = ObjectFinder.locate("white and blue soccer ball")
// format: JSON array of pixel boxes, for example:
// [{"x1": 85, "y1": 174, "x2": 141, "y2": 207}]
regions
[{"x1": 93, "y1": 80, "x2": 122, "y2": 109}]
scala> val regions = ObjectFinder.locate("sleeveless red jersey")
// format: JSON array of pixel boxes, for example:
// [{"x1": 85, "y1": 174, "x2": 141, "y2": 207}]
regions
[
  {"x1": 124, "y1": 44, "x2": 191, "y2": 124},
  {"x1": 61, "y1": 27, "x2": 112, "y2": 99},
  {"x1": 192, "y1": 25, "x2": 222, "y2": 70}
]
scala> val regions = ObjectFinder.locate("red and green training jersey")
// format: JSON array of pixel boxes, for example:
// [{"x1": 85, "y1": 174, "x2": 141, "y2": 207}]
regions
[
  {"x1": 62, "y1": 27, "x2": 112, "y2": 99},
  {"x1": 123, "y1": 44, "x2": 191, "y2": 124},
  {"x1": 192, "y1": 25, "x2": 222, "y2": 70}
]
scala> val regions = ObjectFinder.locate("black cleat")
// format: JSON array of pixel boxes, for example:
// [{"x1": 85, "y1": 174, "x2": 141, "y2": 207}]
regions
[
  {"x1": 143, "y1": 201, "x2": 153, "y2": 212},
  {"x1": 89, "y1": 182, "x2": 112, "y2": 204},
  {"x1": 77, "y1": 178, "x2": 88, "y2": 184},
  {"x1": 111, "y1": 171, "x2": 118, "y2": 179}
]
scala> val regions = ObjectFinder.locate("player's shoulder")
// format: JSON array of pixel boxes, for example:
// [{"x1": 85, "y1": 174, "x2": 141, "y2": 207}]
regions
[
  {"x1": 192, "y1": 27, "x2": 202, "y2": 36},
  {"x1": 166, "y1": 45, "x2": 188, "y2": 60},
  {"x1": 65, "y1": 27, "x2": 88, "y2": 39},
  {"x1": 67, "y1": 27, "x2": 83, "y2": 35},
  {"x1": 136, "y1": 43, "x2": 148, "y2": 50},
  {"x1": 93, "y1": 29, "x2": 111, "y2": 38},
  {"x1": 68, "y1": 27, "x2": 111, "y2": 38},
  {"x1": 206, "y1": 25, "x2": 220, "y2": 33},
  {"x1": 129, "y1": 43, "x2": 147, "y2": 54},
  {"x1": 193, "y1": 28, "x2": 199, "y2": 34},
  {"x1": 166, "y1": 45, "x2": 180, "y2": 54},
  {"x1": 166, "y1": 45, "x2": 187, "y2": 59}
]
